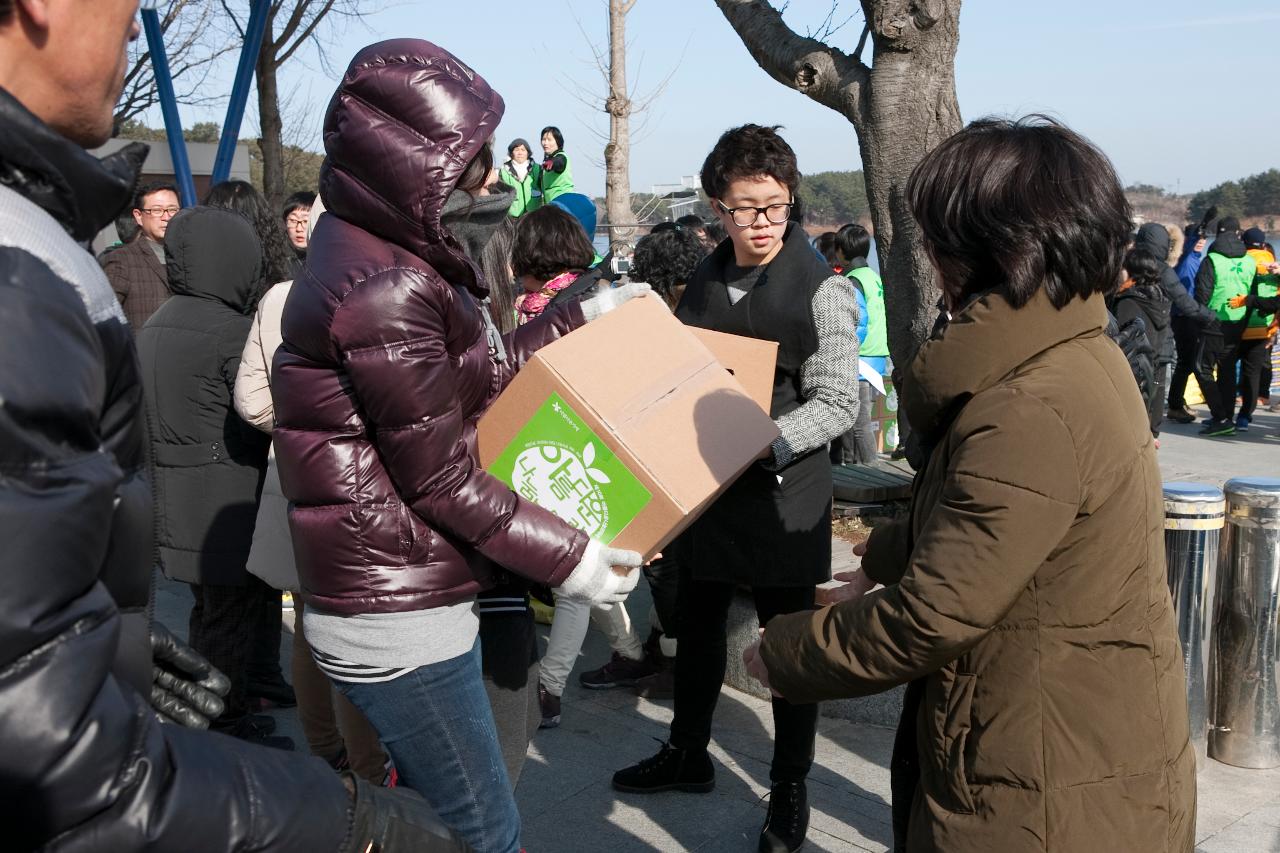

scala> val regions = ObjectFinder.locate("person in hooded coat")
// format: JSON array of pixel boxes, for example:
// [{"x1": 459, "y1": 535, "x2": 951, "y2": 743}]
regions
[
  {"x1": 136, "y1": 205, "x2": 286, "y2": 745},
  {"x1": 272, "y1": 40, "x2": 648, "y2": 852},
  {"x1": 1193, "y1": 217, "x2": 1257, "y2": 434},
  {"x1": 1114, "y1": 246, "x2": 1173, "y2": 434},
  {"x1": 1132, "y1": 222, "x2": 1218, "y2": 426}
]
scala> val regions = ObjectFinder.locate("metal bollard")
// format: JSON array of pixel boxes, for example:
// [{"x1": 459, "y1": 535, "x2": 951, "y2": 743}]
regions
[
  {"x1": 1163, "y1": 482, "x2": 1224, "y2": 766},
  {"x1": 1208, "y1": 477, "x2": 1280, "y2": 769}
]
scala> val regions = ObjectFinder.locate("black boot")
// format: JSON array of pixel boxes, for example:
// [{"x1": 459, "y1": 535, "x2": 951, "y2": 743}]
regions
[
  {"x1": 759, "y1": 781, "x2": 809, "y2": 852},
  {"x1": 612, "y1": 741, "x2": 715, "y2": 794}
]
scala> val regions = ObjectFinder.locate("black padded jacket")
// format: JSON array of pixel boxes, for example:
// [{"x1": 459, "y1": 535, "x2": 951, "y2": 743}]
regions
[{"x1": 0, "y1": 86, "x2": 355, "y2": 852}]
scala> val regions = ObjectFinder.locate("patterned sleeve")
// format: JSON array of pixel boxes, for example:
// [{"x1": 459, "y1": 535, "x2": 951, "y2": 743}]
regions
[{"x1": 768, "y1": 274, "x2": 861, "y2": 468}]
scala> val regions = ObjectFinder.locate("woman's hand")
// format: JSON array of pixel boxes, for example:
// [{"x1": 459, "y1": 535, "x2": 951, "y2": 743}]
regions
[
  {"x1": 815, "y1": 540, "x2": 878, "y2": 606},
  {"x1": 1228, "y1": 294, "x2": 1248, "y2": 309},
  {"x1": 742, "y1": 628, "x2": 780, "y2": 697}
]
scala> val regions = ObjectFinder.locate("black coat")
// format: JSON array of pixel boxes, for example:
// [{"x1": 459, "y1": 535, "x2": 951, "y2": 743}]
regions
[
  {"x1": 138, "y1": 207, "x2": 271, "y2": 585},
  {"x1": 0, "y1": 86, "x2": 352, "y2": 851}
]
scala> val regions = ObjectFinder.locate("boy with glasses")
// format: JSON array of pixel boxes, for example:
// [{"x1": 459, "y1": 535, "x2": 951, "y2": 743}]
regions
[
  {"x1": 612, "y1": 124, "x2": 860, "y2": 853},
  {"x1": 282, "y1": 189, "x2": 316, "y2": 277},
  {"x1": 101, "y1": 180, "x2": 178, "y2": 329}
]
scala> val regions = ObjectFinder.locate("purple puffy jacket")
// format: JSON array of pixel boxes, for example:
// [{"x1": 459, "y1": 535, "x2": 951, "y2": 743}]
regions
[{"x1": 273, "y1": 39, "x2": 589, "y2": 615}]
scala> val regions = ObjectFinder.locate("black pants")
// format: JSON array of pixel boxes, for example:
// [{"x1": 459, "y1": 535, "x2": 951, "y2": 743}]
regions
[
  {"x1": 479, "y1": 607, "x2": 539, "y2": 787},
  {"x1": 670, "y1": 568, "x2": 817, "y2": 783},
  {"x1": 188, "y1": 574, "x2": 277, "y2": 720},
  {"x1": 1167, "y1": 316, "x2": 1201, "y2": 411},
  {"x1": 643, "y1": 555, "x2": 682, "y2": 641},
  {"x1": 1235, "y1": 337, "x2": 1270, "y2": 419},
  {"x1": 1194, "y1": 328, "x2": 1235, "y2": 422}
]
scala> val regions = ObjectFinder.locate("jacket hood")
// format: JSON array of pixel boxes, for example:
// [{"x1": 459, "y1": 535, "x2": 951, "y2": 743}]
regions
[
  {"x1": 319, "y1": 39, "x2": 505, "y2": 298},
  {"x1": 0, "y1": 87, "x2": 147, "y2": 243},
  {"x1": 1135, "y1": 222, "x2": 1171, "y2": 263},
  {"x1": 1113, "y1": 282, "x2": 1171, "y2": 330},
  {"x1": 902, "y1": 288, "x2": 1107, "y2": 440},
  {"x1": 164, "y1": 206, "x2": 263, "y2": 313},
  {"x1": 1207, "y1": 232, "x2": 1247, "y2": 258}
]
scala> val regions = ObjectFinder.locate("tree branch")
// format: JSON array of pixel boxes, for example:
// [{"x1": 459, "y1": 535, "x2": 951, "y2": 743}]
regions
[
  {"x1": 276, "y1": 0, "x2": 339, "y2": 66},
  {"x1": 713, "y1": 0, "x2": 868, "y2": 116}
]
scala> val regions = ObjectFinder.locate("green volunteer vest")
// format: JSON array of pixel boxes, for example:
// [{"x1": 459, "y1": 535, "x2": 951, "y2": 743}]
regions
[
  {"x1": 1206, "y1": 252, "x2": 1256, "y2": 322},
  {"x1": 846, "y1": 266, "x2": 888, "y2": 357},
  {"x1": 499, "y1": 162, "x2": 539, "y2": 217},
  {"x1": 1249, "y1": 273, "x2": 1278, "y2": 328},
  {"x1": 537, "y1": 151, "x2": 574, "y2": 204}
]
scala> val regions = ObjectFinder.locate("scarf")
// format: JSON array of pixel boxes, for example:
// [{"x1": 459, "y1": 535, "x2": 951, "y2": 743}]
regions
[{"x1": 516, "y1": 271, "x2": 578, "y2": 324}]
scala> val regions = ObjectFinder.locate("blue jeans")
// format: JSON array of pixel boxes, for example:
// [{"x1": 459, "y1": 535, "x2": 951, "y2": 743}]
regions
[{"x1": 334, "y1": 639, "x2": 520, "y2": 853}]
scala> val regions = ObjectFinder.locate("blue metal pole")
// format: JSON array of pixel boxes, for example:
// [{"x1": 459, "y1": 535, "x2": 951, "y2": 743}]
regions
[
  {"x1": 140, "y1": 5, "x2": 197, "y2": 207},
  {"x1": 211, "y1": 0, "x2": 271, "y2": 186}
]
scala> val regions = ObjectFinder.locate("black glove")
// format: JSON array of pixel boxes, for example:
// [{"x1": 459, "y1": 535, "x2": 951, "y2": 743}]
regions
[
  {"x1": 341, "y1": 775, "x2": 472, "y2": 853},
  {"x1": 149, "y1": 622, "x2": 230, "y2": 728}
]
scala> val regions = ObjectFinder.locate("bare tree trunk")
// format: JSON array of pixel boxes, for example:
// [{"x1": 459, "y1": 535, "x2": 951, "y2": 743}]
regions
[
  {"x1": 255, "y1": 12, "x2": 286, "y2": 211},
  {"x1": 714, "y1": 0, "x2": 962, "y2": 370},
  {"x1": 603, "y1": 0, "x2": 636, "y2": 245}
]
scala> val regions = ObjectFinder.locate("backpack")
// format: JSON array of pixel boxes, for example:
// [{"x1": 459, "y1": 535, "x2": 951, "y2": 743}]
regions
[{"x1": 1107, "y1": 311, "x2": 1156, "y2": 408}]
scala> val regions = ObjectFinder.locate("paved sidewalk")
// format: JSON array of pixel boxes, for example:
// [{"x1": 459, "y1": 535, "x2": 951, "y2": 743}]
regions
[{"x1": 150, "y1": 400, "x2": 1280, "y2": 852}]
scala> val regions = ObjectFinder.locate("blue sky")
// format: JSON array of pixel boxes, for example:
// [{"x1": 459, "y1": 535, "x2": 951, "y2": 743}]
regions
[{"x1": 160, "y1": 0, "x2": 1280, "y2": 198}]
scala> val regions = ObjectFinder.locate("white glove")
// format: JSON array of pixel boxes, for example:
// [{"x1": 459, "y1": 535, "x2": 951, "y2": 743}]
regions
[
  {"x1": 558, "y1": 539, "x2": 642, "y2": 605},
  {"x1": 580, "y1": 282, "x2": 655, "y2": 321}
]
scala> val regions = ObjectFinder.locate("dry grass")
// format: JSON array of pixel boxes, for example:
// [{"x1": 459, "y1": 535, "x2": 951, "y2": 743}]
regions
[{"x1": 832, "y1": 514, "x2": 871, "y2": 544}]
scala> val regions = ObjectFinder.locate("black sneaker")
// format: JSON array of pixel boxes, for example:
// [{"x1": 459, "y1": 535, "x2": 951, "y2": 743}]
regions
[
  {"x1": 580, "y1": 651, "x2": 660, "y2": 689},
  {"x1": 248, "y1": 676, "x2": 297, "y2": 709},
  {"x1": 538, "y1": 682, "x2": 561, "y2": 729},
  {"x1": 213, "y1": 715, "x2": 295, "y2": 751},
  {"x1": 613, "y1": 740, "x2": 715, "y2": 794},
  {"x1": 1165, "y1": 405, "x2": 1196, "y2": 424},
  {"x1": 1199, "y1": 419, "x2": 1236, "y2": 437},
  {"x1": 759, "y1": 781, "x2": 810, "y2": 853}
]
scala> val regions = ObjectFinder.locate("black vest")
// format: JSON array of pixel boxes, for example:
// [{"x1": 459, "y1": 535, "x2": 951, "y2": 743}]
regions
[{"x1": 674, "y1": 224, "x2": 833, "y2": 586}]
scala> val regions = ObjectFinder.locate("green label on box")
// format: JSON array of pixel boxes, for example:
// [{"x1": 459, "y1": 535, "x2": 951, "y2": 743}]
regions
[{"x1": 488, "y1": 392, "x2": 652, "y2": 543}]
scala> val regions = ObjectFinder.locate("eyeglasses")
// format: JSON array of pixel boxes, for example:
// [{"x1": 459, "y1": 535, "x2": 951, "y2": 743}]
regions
[
  {"x1": 285, "y1": 217, "x2": 308, "y2": 229},
  {"x1": 140, "y1": 206, "x2": 180, "y2": 218},
  {"x1": 715, "y1": 199, "x2": 793, "y2": 228}
]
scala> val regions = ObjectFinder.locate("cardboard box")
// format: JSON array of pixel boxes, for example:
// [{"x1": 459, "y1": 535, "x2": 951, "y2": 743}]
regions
[
  {"x1": 478, "y1": 297, "x2": 780, "y2": 558},
  {"x1": 690, "y1": 327, "x2": 777, "y2": 413}
]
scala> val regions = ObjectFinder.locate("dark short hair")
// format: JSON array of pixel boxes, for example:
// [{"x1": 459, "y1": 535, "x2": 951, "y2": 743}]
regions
[
  {"x1": 133, "y1": 181, "x2": 179, "y2": 211},
  {"x1": 507, "y1": 138, "x2": 532, "y2": 158},
  {"x1": 675, "y1": 214, "x2": 706, "y2": 231},
  {"x1": 540, "y1": 126, "x2": 564, "y2": 150},
  {"x1": 814, "y1": 231, "x2": 838, "y2": 266},
  {"x1": 835, "y1": 223, "x2": 871, "y2": 262},
  {"x1": 906, "y1": 115, "x2": 1131, "y2": 310},
  {"x1": 0, "y1": 1, "x2": 12, "y2": 21},
  {"x1": 700, "y1": 124, "x2": 800, "y2": 201},
  {"x1": 115, "y1": 212, "x2": 140, "y2": 244},
  {"x1": 632, "y1": 227, "x2": 707, "y2": 306},
  {"x1": 703, "y1": 218, "x2": 727, "y2": 245},
  {"x1": 282, "y1": 190, "x2": 316, "y2": 221},
  {"x1": 1122, "y1": 247, "x2": 1164, "y2": 291},
  {"x1": 511, "y1": 205, "x2": 595, "y2": 282}
]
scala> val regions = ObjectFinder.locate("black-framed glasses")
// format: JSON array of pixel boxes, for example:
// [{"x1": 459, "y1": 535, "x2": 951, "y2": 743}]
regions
[{"x1": 716, "y1": 199, "x2": 793, "y2": 228}]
